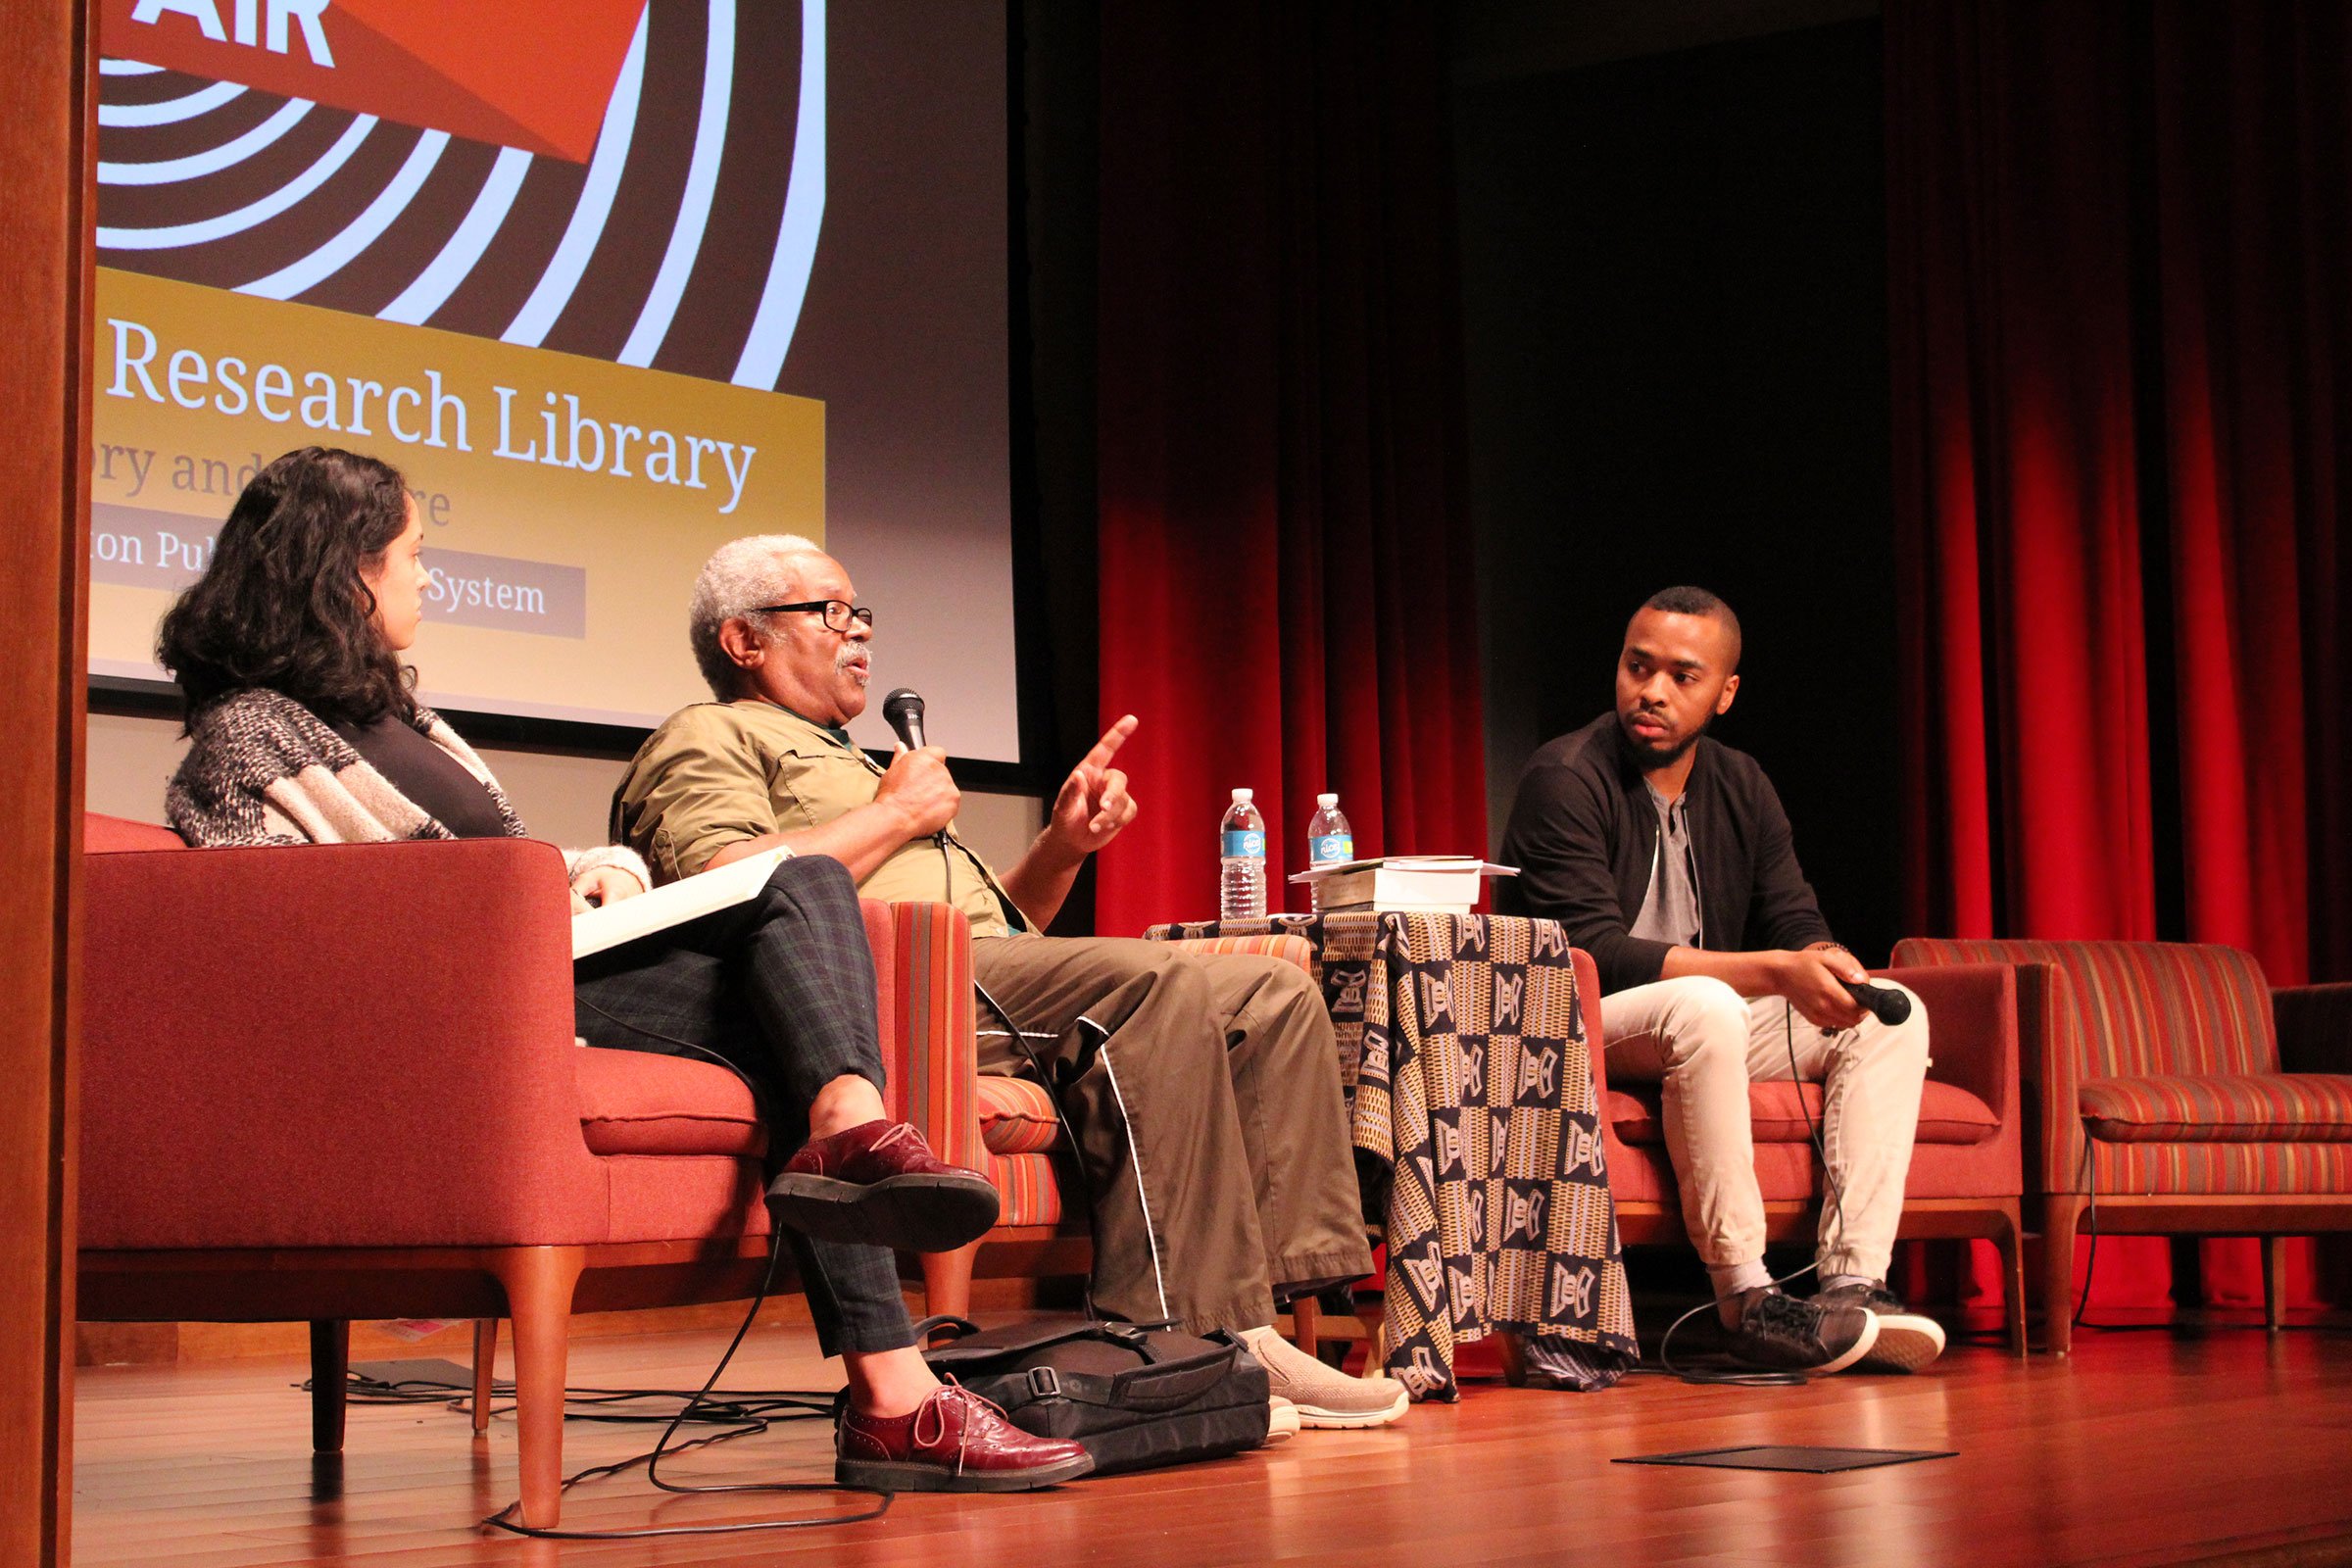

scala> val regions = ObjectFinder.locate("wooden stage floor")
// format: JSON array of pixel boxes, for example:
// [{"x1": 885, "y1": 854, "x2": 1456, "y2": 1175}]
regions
[{"x1": 73, "y1": 1318, "x2": 2352, "y2": 1568}]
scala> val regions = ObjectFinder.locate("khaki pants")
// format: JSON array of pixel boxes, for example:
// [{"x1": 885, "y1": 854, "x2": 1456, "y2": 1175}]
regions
[
  {"x1": 971, "y1": 936, "x2": 1372, "y2": 1335},
  {"x1": 1601, "y1": 976, "x2": 1930, "y2": 1282}
]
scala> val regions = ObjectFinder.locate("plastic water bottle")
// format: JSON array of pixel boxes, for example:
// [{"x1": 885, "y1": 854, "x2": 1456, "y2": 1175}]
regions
[
  {"x1": 1218, "y1": 788, "x2": 1267, "y2": 922},
  {"x1": 1305, "y1": 793, "x2": 1354, "y2": 915}
]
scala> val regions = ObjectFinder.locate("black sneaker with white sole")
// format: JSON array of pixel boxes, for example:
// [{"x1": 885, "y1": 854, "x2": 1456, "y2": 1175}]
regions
[
  {"x1": 1816, "y1": 1281, "x2": 1946, "y2": 1373},
  {"x1": 1724, "y1": 1287, "x2": 1880, "y2": 1375}
]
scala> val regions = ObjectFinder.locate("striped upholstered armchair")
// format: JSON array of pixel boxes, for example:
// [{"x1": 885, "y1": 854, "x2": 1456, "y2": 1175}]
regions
[{"x1": 1890, "y1": 938, "x2": 2352, "y2": 1353}]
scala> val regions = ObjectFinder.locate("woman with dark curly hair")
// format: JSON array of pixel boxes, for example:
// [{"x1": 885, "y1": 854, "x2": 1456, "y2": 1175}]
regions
[{"x1": 157, "y1": 446, "x2": 1092, "y2": 1493}]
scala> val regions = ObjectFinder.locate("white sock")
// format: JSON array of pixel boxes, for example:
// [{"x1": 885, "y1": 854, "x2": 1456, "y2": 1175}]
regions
[
  {"x1": 1820, "y1": 1273, "x2": 1877, "y2": 1295},
  {"x1": 1709, "y1": 1259, "x2": 1774, "y2": 1326}
]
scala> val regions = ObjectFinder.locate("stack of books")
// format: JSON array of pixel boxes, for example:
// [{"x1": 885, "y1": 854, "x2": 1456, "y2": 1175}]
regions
[{"x1": 1288, "y1": 855, "x2": 1517, "y2": 916}]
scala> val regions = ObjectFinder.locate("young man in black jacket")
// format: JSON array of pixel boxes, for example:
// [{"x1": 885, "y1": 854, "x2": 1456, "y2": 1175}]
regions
[{"x1": 1497, "y1": 587, "x2": 1941, "y2": 1374}]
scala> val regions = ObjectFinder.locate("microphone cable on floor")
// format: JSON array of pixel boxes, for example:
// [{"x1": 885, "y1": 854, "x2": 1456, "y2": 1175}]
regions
[{"x1": 475, "y1": 1222, "x2": 894, "y2": 1541}]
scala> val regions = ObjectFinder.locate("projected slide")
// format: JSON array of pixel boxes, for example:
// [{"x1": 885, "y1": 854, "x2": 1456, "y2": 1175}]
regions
[{"x1": 89, "y1": 0, "x2": 1020, "y2": 758}]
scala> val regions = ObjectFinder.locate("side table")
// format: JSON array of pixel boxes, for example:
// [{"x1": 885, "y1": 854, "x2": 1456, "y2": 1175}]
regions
[{"x1": 1149, "y1": 910, "x2": 1637, "y2": 1397}]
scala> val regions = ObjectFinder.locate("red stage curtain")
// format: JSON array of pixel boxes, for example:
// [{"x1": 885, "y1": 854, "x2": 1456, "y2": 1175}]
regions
[
  {"x1": 1887, "y1": 2, "x2": 2352, "y2": 1313},
  {"x1": 1090, "y1": 4, "x2": 1486, "y2": 941}
]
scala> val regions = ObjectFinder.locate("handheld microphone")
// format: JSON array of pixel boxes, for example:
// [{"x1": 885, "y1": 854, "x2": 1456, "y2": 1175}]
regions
[
  {"x1": 881, "y1": 688, "x2": 950, "y2": 862},
  {"x1": 881, "y1": 688, "x2": 927, "y2": 751},
  {"x1": 1840, "y1": 979, "x2": 1912, "y2": 1026}
]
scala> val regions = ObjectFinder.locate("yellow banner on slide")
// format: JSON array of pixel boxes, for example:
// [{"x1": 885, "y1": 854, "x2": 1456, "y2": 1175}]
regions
[{"x1": 88, "y1": 267, "x2": 824, "y2": 727}]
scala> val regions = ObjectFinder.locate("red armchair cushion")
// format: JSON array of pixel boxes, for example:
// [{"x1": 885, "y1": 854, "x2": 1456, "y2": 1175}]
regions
[
  {"x1": 573, "y1": 1049, "x2": 766, "y2": 1157},
  {"x1": 86, "y1": 812, "x2": 186, "y2": 853},
  {"x1": 1605, "y1": 1080, "x2": 2002, "y2": 1148},
  {"x1": 2080, "y1": 1073, "x2": 2352, "y2": 1144}
]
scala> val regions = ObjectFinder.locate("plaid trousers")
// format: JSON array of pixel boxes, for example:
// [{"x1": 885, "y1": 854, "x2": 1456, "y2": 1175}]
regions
[{"x1": 571, "y1": 854, "x2": 912, "y2": 1356}]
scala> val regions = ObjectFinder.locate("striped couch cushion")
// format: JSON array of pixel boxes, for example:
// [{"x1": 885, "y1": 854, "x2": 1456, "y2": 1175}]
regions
[
  {"x1": 1890, "y1": 938, "x2": 2278, "y2": 1079},
  {"x1": 2092, "y1": 1140, "x2": 2352, "y2": 1196},
  {"x1": 986, "y1": 1150, "x2": 1067, "y2": 1227},
  {"x1": 977, "y1": 1074, "x2": 1062, "y2": 1154},
  {"x1": 2080, "y1": 1074, "x2": 2352, "y2": 1144}
]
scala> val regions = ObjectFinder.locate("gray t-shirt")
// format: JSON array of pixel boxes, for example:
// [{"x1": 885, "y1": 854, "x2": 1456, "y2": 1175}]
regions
[{"x1": 1629, "y1": 782, "x2": 1702, "y2": 949}]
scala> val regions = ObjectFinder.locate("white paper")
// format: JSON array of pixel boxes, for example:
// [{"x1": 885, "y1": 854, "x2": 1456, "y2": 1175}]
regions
[{"x1": 571, "y1": 847, "x2": 794, "y2": 959}]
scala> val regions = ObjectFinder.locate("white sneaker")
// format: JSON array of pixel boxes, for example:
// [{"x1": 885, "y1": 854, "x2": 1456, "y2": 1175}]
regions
[
  {"x1": 1265, "y1": 1396, "x2": 1300, "y2": 1443},
  {"x1": 1239, "y1": 1326, "x2": 1410, "y2": 1429}
]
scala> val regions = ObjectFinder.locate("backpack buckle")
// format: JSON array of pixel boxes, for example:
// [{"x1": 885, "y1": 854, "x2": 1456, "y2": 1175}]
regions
[{"x1": 1026, "y1": 1365, "x2": 1062, "y2": 1399}]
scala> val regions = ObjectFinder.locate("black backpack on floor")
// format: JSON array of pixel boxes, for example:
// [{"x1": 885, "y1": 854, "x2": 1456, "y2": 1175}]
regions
[{"x1": 914, "y1": 1314, "x2": 1272, "y2": 1476}]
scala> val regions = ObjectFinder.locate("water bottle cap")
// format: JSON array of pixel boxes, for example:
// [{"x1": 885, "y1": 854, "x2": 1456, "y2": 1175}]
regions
[
  {"x1": 1316, "y1": 793, "x2": 1338, "y2": 808},
  {"x1": 1231, "y1": 788, "x2": 1253, "y2": 803}
]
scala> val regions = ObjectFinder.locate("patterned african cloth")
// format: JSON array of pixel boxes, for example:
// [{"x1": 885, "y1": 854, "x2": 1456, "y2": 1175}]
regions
[{"x1": 1149, "y1": 910, "x2": 1638, "y2": 1398}]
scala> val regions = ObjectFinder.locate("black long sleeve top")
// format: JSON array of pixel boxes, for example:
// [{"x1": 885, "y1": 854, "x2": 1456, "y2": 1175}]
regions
[{"x1": 1494, "y1": 712, "x2": 1836, "y2": 995}]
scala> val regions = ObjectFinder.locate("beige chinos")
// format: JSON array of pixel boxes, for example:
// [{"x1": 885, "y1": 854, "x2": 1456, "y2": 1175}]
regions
[{"x1": 1600, "y1": 976, "x2": 1930, "y2": 1281}]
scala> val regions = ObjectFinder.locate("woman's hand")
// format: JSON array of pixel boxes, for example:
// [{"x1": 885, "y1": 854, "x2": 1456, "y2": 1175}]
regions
[{"x1": 571, "y1": 865, "x2": 646, "y2": 909}]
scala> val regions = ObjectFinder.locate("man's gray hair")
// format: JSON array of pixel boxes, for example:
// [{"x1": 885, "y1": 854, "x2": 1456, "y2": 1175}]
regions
[{"x1": 689, "y1": 533, "x2": 823, "y2": 698}]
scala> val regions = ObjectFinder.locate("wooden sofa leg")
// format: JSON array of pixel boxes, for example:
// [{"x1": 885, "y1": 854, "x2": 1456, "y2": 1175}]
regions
[
  {"x1": 487, "y1": 1248, "x2": 587, "y2": 1529},
  {"x1": 1289, "y1": 1296, "x2": 1321, "y2": 1359},
  {"x1": 2262, "y1": 1237, "x2": 2288, "y2": 1333},
  {"x1": 921, "y1": 1241, "x2": 979, "y2": 1320},
  {"x1": 471, "y1": 1318, "x2": 500, "y2": 1433},
  {"x1": 2041, "y1": 1194, "x2": 2084, "y2": 1357},
  {"x1": 309, "y1": 1320, "x2": 349, "y2": 1453},
  {"x1": 1994, "y1": 1201, "x2": 2029, "y2": 1357}
]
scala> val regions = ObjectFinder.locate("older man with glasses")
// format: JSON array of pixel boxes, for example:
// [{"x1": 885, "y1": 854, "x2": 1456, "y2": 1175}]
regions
[{"x1": 610, "y1": 534, "x2": 1408, "y2": 1433}]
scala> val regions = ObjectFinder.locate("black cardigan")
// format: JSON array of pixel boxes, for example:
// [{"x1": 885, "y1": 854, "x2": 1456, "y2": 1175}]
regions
[{"x1": 1494, "y1": 713, "x2": 1835, "y2": 995}]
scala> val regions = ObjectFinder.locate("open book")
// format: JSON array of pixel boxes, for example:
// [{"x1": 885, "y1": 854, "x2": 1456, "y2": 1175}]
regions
[{"x1": 571, "y1": 847, "x2": 794, "y2": 960}]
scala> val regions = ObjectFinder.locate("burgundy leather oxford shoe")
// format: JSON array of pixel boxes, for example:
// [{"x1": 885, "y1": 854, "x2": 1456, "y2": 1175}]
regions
[
  {"x1": 837, "y1": 1382, "x2": 1094, "y2": 1493},
  {"x1": 766, "y1": 1118, "x2": 1000, "y2": 1251}
]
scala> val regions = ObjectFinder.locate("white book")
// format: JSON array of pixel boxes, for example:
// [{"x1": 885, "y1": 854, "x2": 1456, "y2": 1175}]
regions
[
  {"x1": 1288, "y1": 855, "x2": 1518, "y2": 914},
  {"x1": 571, "y1": 847, "x2": 794, "y2": 960}
]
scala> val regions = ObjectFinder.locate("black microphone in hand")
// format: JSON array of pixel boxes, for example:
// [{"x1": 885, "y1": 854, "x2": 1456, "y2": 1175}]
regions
[
  {"x1": 1840, "y1": 978, "x2": 1912, "y2": 1026},
  {"x1": 880, "y1": 688, "x2": 950, "y2": 853},
  {"x1": 881, "y1": 688, "x2": 927, "y2": 751}
]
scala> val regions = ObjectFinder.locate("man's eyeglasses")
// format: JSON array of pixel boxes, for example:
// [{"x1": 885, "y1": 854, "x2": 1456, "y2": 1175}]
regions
[{"x1": 756, "y1": 600, "x2": 874, "y2": 634}]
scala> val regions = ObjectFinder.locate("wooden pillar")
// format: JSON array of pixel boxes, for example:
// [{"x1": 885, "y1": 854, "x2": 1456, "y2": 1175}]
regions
[{"x1": 0, "y1": 2, "x2": 94, "y2": 1565}]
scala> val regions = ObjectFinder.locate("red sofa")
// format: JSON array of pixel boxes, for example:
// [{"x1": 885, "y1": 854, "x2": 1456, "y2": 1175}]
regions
[
  {"x1": 1892, "y1": 938, "x2": 2352, "y2": 1353},
  {"x1": 76, "y1": 813, "x2": 970, "y2": 1527},
  {"x1": 1592, "y1": 959, "x2": 2028, "y2": 1351}
]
